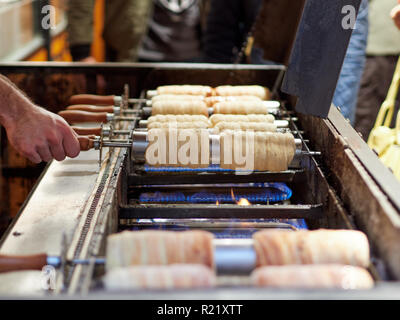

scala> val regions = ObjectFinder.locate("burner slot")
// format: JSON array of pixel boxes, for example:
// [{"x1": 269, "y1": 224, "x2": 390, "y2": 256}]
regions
[
  {"x1": 128, "y1": 169, "x2": 303, "y2": 185},
  {"x1": 119, "y1": 218, "x2": 309, "y2": 236},
  {"x1": 130, "y1": 184, "x2": 292, "y2": 204},
  {"x1": 119, "y1": 203, "x2": 323, "y2": 220}
]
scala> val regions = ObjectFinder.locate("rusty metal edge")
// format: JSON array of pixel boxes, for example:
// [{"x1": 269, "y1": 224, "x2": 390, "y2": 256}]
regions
[{"x1": 327, "y1": 106, "x2": 400, "y2": 217}]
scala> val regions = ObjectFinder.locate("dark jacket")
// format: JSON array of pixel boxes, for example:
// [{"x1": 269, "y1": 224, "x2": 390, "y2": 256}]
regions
[
  {"x1": 202, "y1": 0, "x2": 262, "y2": 63},
  {"x1": 138, "y1": 0, "x2": 204, "y2": 62}
]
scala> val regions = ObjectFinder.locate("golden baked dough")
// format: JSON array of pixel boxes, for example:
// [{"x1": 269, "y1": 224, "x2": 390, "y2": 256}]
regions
[
  {"x1": 145, "y1": 128, "x2": 210, "y2": 168},
  {"x1": 204, "y1": 95, "x2": 261, "y2": 107},
  {"x1": 209, "y1": 114, "x2": 275, "y2": 126},
  {"x1": 148, "y1": 121, "x2": 209, "y2": 129},
  {"x1": 251, "y1": 265, "x2": 373, "y2": 289},
  {"x1": 147, "y1": 114, "x2": 210, "y2": 125},
  {"x1": 213, "y1": 101, "x2": 270, "y2": 114},
  {"x1": 104, "y1": 264, "x2": 216, "y2": 290},
  {"x1": 219, "y1": 131, "x2": 295, "y2": 171},
  {"x1": 106, "y1": 230, "x2": 215, "y2": 270},
  {"x1": 214, "y1": 85, "x2": 270, "y2": 100},
  {"x1": 253, "y1": 229, "x2": 370, "y2": 268},
  {"x1": 212, "y1": 121, "x2": 277, "y2": 134},
  {"x1": 152, "y1": 94, "x2": 205, "y2": 103},
  {"x1": 152, "y1": 100, "x2": 209, "y2": 116},
  {"x1": 157, "y1": 85, "x2": 213, "y2": 97}
]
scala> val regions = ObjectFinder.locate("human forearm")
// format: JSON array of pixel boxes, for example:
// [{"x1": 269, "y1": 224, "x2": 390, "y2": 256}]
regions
[
  {"x1": 0, "y1": 75, "x2": 80, "y2": 163},
  {"x1": 0, "y1": 75, "x2": 34, "y2": 130}
]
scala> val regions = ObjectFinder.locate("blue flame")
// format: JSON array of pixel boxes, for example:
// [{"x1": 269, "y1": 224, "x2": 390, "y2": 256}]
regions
[
  {"x1": 139, "y1": 183, "x2": 292, "y2": 203},
  {"x1": 144, "y1": 164, "x2": 232, "y2": 172},
  {"x1": 128, "y1": 218, "x2": 308, "y2": 235},
  {"x1": 143, "y1": 164, "x2": 281, "y2": 173}
]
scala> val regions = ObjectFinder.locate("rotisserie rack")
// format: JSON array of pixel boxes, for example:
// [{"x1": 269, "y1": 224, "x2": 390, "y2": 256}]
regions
[
  {"x1": 57, "y1": 78, "x2": 383, "y2": 295},
  {"x1": 1, "y1": 63, "x2": 400, "y2": 299}
]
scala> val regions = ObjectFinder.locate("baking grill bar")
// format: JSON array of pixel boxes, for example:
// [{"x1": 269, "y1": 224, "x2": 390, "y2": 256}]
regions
[
  {"x1": 120, "y1": 219, "x2": 305, "y2": 230},
  {"x1": 128, "y1": 169, "x2": 303, "y2": 185},
  {"x1": 119, "y1": 203, "x2": 323, "y2": 220}
]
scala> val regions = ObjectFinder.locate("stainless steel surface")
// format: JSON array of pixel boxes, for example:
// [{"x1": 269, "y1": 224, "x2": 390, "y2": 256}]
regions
[
  {"x1": 131, "y1": 131, "x2": 148, "y2": 161},
  {"x1": 214, "y1": 239, "x2": 256, "y2": 275},
  {"x1": 107, "y1": 114, "x2": 138, "y2": 122},
  {"x1": 113, "y1": 96, "x2": 122, "y2": 105}
]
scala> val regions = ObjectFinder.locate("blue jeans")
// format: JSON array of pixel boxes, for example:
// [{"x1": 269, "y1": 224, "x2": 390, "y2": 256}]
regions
[{"x1": 333, "y1": 0, "x2": 369, "y2": 124}]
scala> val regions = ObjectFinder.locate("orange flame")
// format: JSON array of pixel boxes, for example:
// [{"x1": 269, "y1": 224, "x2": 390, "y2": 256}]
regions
[
  {"x1": 230, "y1": 188, "x2": 236, "y2": 202},
  {"x1": 230, "y1": 188, "x2": 251, "y2": 206},
  {"x1": 237, "y1": 198, "x2": 251, "y2": 206},
  {"x1": 216, "y1": 200, "x2": 220, "y2": 206}
]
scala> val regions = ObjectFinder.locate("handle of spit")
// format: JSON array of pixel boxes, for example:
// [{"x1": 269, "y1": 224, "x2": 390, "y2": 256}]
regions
[
  {"x1": 73, "y1": 127, "x2": 103, "y2": 136},
  {"x1": 59, "y1": 110, "x2": 109, "y2": 124},
  {"x1": 0, "y1": 240, "x2": 256, "y2": 275},
  {"x1": 59, "y1": 110, "x2": 136, "y2": 124},
  {"x1": 66, "y1": 105, "x2": 115, "y2": 114},
  {"x1": 69, "y1": 94, "x2": 120, "y2": 106},
  {"x1": 0, "y1": 254, "x2": 49, "y2": 273}
]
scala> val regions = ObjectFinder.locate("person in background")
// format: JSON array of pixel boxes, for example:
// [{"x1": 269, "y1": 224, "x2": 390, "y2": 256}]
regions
[
  {"x1": 0, "y1": 75, "x2": 80, "y2": 163},
  {"x1": 202, "y1": 0, "x2": 262, "y2": 64},
  {"x1": 67, "y1": 0, "x2": 153, "y2": 62},
  {"x1": 138, "y1": 0, "x2": 205, "y2": 62},
  {"x1": 354, "y1": 0, "x2": 400, "y2": 140},
  {"x1": 332, "y1": 0, "x2": 369, "y2": 125},
  {"x1": 391, "y1": 0, "x2": 400, "y2": 29}
]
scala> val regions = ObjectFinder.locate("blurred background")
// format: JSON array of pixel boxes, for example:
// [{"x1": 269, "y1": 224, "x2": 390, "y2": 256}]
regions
[
  {"x1": 0, "y1": 0, "x2": 98, "y2": 235},
  {"x1": 0, "y1": 0, "x2": 102, "y2": 62}
]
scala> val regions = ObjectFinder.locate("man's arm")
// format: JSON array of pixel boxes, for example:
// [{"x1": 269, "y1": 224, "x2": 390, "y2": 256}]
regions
[
  {"x1": 391, "y1": 0, "x2": 400, "y2": 30},
  {"x1": 0, "y1": 75, "x2": 80, "y2": 163}
]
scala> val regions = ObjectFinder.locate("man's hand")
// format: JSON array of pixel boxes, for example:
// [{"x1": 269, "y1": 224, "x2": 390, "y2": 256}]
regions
[
  {"x1": 4, "y1": 105, "x2": 80, "y2": 163},
  {"x1": 391, "y1": 2, "x2": 400, "y2": 30}
]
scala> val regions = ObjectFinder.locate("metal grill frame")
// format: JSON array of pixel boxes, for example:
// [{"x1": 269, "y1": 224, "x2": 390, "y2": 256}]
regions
[{"x1": 1, "y1": 62, "x2": 400, "y2": 297}]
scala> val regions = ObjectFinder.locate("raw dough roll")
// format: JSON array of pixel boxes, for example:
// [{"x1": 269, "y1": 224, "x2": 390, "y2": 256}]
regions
[
  {"x1": 214, "y1": 85, "x2": 270, "y2": 100},
  {"x1": 253, "y1": 229, "x2": 370, "y2": 268},
  {"x1": 104, "y1": 264, "x2": 216, "y2": 290},
  {"x1": 219, "y1": 131, "x2": 295, "y2": 171},
  {"x1": 251, "y1": 265, "x2": 374, "y2": 289},
  {"x1": 212, "y1": 121, "x2": 277, "y2": 134},
  {"x1": 209, "y1": 114, "x2": 275, "y2": 126},
  {"x1": 157, "y1": 85, "x2": 213, "y2": 97},
  {"x1": 148, "y1": 121, "x2": 209, "y2": 129},
  {"x1": 106, "y1": 230, "x2": 215, "y2": 270},
  {"x1": 152, "y1": 94, "x2": 205, "y2": 103},
  {"x1": 147, "y1": 114, "x2": 210, "y2": 125},
  {"x1": 152, "y1": 100, "x2": 209, "y2": 116},
  {"x1": 213, "y1": 101, "x2": 270, "y2": 114},
  {"x1": 204, "y1": 95, "x2": 261, "y2": 107},
  {"x1": 145, "y1": 128, "x2": 210, "y2": 168}
]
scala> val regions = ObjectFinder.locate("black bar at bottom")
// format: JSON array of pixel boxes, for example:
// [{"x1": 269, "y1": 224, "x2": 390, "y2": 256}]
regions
[{"x1": 119, "y1": 203, "x2": 323, "y2": 220}]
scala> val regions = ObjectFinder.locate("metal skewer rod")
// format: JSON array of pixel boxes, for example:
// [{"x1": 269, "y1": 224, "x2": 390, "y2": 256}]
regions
[
  {"x1": 301, "y1": 151, "x2": 321, "y2": 156},
  {"x1": 0, "y1": 239, "x2": 256, "y2": 275}
]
